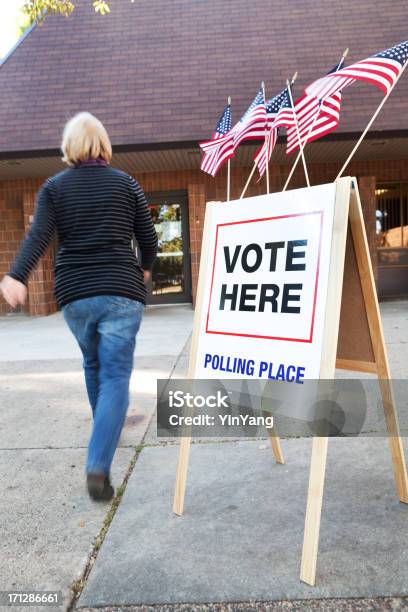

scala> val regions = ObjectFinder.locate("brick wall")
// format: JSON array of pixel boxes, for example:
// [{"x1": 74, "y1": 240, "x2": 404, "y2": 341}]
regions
[
  {"x1": 22, "y1": 188, "x2": 57, "y2": 316},
  {"x1": 1, "y1": 157, "x2": 407, "y2": 315},
  {"x1": 0, "y1": 178, "x2": 57, "y2": 316},
  {"x1": 0, "y1": 181, "x2": 30, "y2": 316}
]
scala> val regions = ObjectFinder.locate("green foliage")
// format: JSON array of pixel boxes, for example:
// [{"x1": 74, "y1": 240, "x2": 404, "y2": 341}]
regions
[
  {"x1": 21, "y1": 0, "x2": 136, "y2": 23},
  {"x1": 93, "y1": 0, "x2": 110, "y2": 15},
  {"x1": 22, "y1": 1, "x2": 75, "y2": 23},
  {"x1": 160, "y1": 236, "x2": 183, "y2": 253}
]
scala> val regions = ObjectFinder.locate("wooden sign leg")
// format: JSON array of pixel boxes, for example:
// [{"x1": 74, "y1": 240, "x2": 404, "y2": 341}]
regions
[
  {"x1": 378, "y1": 378, "x2": 408, "y2": 503},
  {"x1": 172, "y1": 203, "x2": 217, "y2": 516},
  {"x1": 173, "y1": 436, "x2": 192, "y2": 516},
  {"x1": 265, "y1": 419, "x2": 285, "y2": 464},
  {"x1": 262, "y1": 392, "x2": 285, "y2": 463},
  {"x1": 349, "y1": 186, "x2": 408, "y2": 503},
  {"x1": 300, "y1": 436, "x2": 328, "y2": 585},
  {"x1": 300, "y1": 177, "x2": 352, "y2": 586}
]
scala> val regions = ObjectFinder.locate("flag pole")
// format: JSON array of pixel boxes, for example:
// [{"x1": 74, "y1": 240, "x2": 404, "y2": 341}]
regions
[
  {"x1": 286, "y1": 77, "x2": 310, "y2": 187},
  {"x1": 283, "y1": 112, "x2": 319, "y2": 191},
  {"x1": 282, "y1": 70, "x2": 305, "y2": 191},
  {"x1": 283, "y1": 48, "x2": 349, "y2": 191},
  {"x1": 227, "y1": 96, "x2": 231, "y2": 201},
  {"x1": 240, "y1": 159, "x2": 258, "y2": 199},
  {"x1": 336, "y1": 57, "x2": 408, "y2": 179},
  {"x1": 261, "y1": 81, "x2": 270, "y2": 194}
]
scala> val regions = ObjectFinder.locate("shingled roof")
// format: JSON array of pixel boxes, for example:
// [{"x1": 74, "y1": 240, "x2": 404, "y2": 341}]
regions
[{"x1": 0, "y1": 0, "x2": 407, "y2": 155}]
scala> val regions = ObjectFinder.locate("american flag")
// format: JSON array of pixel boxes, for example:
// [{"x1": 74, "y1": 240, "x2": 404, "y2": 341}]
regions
[
  {"x1": 200, "y1": 87, "x2": 266, "y2": 161},
  {"x1": 305, "y1": 40, "x2": 408, "y2": 100},
  {"x1": 272, "y1": 85, "x2": 297, "y2": 130},
  {"x1": 253, "y1": 85, "x2": 296, "y2": 177},
  {"x1": 199, "y1": 103, "x2": 234, "y2": 176},
  {"x1": 286, "y1": 56, "x2": 345, "y2": 155},
  {"x1": 265, "y1": 86, "x2": 289, "y2": 126},
  {"x1": 254, "y1": 127, "x2": 278, "y2": 178},
  {"x1": 232, "y1": 87, "x2": 266, "y2": 149}
]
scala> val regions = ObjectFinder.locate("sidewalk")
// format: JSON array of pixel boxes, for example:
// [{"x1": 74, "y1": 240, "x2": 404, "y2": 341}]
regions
[
  {"x1": 0, "y1": 304, "x2": 193, "y2": 611},
  {"x1": 76, "y1": 300, "x2": 408, "y2": 611},
  {"x1": 0, "y1": 301, "x2": 407, "y2": 611}
]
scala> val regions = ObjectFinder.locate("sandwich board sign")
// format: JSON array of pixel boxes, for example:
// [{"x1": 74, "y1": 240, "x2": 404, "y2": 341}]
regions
[
  {"x1": 192, "y1": 184, "x2": 333, "y2": 381},
  {"x1": 173, "y1": 177, "x2": 408, "y2": 586}
]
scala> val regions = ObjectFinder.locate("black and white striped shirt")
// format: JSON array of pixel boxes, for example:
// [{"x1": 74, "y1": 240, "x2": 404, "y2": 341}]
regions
[{"x1": 9, "y1": 165, "x2": 158, "y2": 308}]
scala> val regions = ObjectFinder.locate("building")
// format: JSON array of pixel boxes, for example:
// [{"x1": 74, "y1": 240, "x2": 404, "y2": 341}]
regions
[{"x1": 0, "y1": 0, "x2": 407, "y2": 316}]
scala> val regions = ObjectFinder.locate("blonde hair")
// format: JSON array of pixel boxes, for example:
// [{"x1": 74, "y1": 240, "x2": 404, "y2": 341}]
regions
[{"x1": 61, "y1": 112, "x2": 112, "y2": 166}]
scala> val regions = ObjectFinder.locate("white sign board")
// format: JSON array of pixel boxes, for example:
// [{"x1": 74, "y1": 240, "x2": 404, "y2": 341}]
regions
[{"x1": 192, "y1": 183, "x2": 337, "y2": 381}]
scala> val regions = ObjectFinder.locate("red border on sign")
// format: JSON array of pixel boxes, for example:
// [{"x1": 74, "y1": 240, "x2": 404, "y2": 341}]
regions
[{"x1": 205, "y1": 211, "x2": 324, "y2": 343}]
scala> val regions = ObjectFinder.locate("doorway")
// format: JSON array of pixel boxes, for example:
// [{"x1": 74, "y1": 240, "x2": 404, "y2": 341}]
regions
[{"x1": 145, "y1": 191, "x2": 192, "y2": 304}]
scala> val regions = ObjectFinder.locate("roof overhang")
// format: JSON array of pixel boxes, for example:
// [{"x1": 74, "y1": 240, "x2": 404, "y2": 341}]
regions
[{"x1": 0, "y1": 132, "x2": 407, "y2": 181}]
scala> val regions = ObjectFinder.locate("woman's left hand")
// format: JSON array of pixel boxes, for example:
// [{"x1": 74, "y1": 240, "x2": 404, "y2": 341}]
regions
[{"x1": 0, "y1": 275, "x2": 27, "y2": 308}]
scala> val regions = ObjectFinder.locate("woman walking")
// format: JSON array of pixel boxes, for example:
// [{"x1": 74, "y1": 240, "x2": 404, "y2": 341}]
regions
[{"x1": 0, "y1": 112, "x2": 158, "y2": 501}]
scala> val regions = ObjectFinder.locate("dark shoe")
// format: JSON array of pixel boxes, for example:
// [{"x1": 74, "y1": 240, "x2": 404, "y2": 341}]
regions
[{"x1": 87, "y1": 473, "x2": 114, "y2": 501}]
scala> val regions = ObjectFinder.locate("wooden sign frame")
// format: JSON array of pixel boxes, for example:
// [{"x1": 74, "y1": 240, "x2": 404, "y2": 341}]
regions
[{"x1": 172, "y1": 177, "x2": 408, "y2": 586}]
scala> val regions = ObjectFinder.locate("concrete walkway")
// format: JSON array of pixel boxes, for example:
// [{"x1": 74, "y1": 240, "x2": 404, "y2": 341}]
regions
[
  {"x1": 0, "y1": 301, "x2": 407, "y2": 611},
  {"x1": 76, "y1": 300, "x2": 408, "y2": 610},
  {"x1": 77, "y1": 438, "x2": 408, "y2": 607},
  {"x1": 0, "y1": 305, "x2": 193, "y2": 611}
]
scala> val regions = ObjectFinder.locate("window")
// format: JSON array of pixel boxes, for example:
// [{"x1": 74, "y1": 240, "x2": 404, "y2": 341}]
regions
[{"x1": 376, "y1": 183, "x2": 408, "y2": 248}]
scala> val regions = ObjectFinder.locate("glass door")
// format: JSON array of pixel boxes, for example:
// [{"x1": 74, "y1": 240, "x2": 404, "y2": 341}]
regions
[
  {"x1": 145, "y1": 191, "x2": 192, "y2": 304},
  {"x1": 376, "y1": 182, "x2": 408, "y2": 298}
]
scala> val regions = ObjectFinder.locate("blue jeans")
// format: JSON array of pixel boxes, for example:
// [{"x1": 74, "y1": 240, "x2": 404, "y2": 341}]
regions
[{"x1": 62, "y1": 295, "x2": 144, "y2": 476}]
